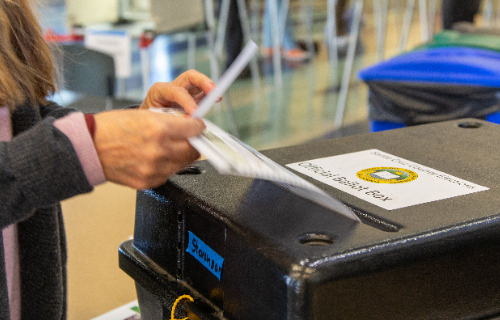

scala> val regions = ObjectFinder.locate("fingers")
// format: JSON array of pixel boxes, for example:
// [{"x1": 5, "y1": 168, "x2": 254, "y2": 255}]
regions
[
  {"x1": 179, "y1": 70, "x2": 222, "y2": 104},
  {"x1": 174, "y1": 69, "x2": 216, "y2": 96},
  {"x1": 141, "y1": 70, "x2": 219, "y2": 114},
  {"x1": 141, "y1": 82, "x2": 198, "y2": 114}
]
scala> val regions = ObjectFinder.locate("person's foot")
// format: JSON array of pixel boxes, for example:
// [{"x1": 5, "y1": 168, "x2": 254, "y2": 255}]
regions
[{"x1": 282, "y1": 48, "x2": 310, "y2": 62}]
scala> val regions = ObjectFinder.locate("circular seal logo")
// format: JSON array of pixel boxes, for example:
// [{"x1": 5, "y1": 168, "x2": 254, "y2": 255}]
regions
[{"x1": 356, "y1": 167, "x2": 418, "y2": 184}]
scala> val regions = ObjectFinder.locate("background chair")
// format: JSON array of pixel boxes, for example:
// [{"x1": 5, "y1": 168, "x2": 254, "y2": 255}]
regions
[
  {"x1": 57, "y1": 44, "x2": 141, "y2": 112},
  {"x1": 59, "y1": 44, "x2": 115, "y2": 111}
]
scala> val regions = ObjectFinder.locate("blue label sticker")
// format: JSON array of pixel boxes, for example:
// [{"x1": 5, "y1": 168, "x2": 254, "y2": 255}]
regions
[{"x1": 186, "y1": 231, "x2": 224, "y2": 280}]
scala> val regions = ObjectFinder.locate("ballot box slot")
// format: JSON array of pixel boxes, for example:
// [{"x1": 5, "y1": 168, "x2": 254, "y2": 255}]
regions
[
  {"x1": 176, "y1": 165, "x2": 204, "y2": 175},
  {"x1": 349, "y1": 206, "x2": 402, "y2": 232},
  {"x1": 457, "y1": 121, "x2": 483, "y2": 129},
  {"x1": 298, "y1": 233, "x2": 335, "y2": 246}
]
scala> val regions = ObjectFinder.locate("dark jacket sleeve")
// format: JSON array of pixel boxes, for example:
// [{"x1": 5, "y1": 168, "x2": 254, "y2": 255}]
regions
[{"x1": 0, "y1": 104, "x2": 93, "y2": 229}]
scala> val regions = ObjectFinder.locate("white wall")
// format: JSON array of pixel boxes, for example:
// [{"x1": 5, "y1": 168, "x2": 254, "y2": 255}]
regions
[{"x1": 66, "y1": 0, "x2": 119, "y2": 26}]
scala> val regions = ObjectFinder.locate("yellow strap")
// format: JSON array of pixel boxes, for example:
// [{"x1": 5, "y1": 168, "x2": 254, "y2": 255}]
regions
[{"x1": 170, "y1": 294, "x2": 195, "y2": 320}]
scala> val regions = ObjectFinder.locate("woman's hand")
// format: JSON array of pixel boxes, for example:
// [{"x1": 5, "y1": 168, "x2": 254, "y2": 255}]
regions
[
  {"x1": 140, "y1": 70, "x2": 218, "y2": 115},
  {"x1": 93, "y1": 109, "x2": 205, "y2": 189},
  {"x1": 92, "y1": 70, "x2": 219, "y2": 189}
]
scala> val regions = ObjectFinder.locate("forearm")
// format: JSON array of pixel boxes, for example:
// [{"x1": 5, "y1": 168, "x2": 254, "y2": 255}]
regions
[{"x1": 0, "y1": 117, "x2": 94, "y2": 227}]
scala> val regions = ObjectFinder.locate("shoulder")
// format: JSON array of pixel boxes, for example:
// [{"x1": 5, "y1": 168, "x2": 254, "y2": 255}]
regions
[{"x1": 39, "y1": 101, "x2": 79, "y2": 119}]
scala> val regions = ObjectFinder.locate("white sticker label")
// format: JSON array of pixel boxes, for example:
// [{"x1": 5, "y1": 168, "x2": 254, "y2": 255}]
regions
[{"x1": 286, "y1": 149, "x2": 489, "y2": 210}]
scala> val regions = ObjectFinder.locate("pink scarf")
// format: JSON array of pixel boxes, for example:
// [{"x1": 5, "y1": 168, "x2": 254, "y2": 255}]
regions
[{"x1": 0, "y1": 106, "x2": 21, "y2": 320}]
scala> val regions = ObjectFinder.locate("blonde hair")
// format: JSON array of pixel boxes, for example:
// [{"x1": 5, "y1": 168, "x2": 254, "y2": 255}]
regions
[{"x1": 0, "y1": 0, "x2": 57, "y2": 109}]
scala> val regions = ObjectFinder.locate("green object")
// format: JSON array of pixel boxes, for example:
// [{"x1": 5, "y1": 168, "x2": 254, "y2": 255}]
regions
[
  {"x1": 413, "y1": 30, "x2": 500, "y2": 52},
  {"x1": 131, "y1": 306, "x2": 140, "y2": 314}
]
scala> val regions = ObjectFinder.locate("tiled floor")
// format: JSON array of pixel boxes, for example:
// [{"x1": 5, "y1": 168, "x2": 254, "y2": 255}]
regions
[{"x1": 41, "y1": 1, "x2": 451, "y2": 319}]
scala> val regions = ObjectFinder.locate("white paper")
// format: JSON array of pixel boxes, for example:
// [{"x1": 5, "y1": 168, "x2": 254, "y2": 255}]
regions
[
  {"x1": 188, "y1": 120, "x2": 359, "y2": 221},
  {"x1": 193, "y1": 40, "x2": 258, "y2": 118},
  {"x1": 286, "y1": 149, "x2": 489, "y2": 210}
]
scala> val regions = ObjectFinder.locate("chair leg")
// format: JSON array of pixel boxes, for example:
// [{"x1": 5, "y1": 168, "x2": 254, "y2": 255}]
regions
[
  {"x1": 334, "y1": 0, "x2": 363, "y2": 129},
  {"x1": 398, "y1": 0, "x2": 415, "y2": 53}
]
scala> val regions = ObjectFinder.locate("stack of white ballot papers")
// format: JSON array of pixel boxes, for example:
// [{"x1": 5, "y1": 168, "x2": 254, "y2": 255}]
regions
[{"x1": 151, "y1": 41, "x2": 358, "y2": 221}]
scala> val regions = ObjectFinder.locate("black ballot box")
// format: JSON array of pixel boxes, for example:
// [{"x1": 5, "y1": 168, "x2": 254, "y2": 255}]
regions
[{"x1": 119, "y1": 119, "x2": 500, "y2": 320}]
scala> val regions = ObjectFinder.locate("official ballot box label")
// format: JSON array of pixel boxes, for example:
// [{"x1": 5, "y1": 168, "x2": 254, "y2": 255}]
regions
[{"x1": 286, "y1": 149, "x2": 489, "y2": 210}]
